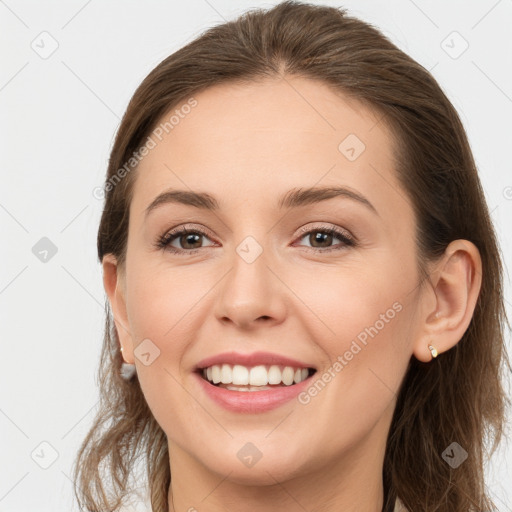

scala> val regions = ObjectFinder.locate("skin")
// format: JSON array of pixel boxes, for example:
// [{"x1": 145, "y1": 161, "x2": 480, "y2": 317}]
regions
[{"x1": 102, "y1": 76, "x2": 482, "y2": 512}]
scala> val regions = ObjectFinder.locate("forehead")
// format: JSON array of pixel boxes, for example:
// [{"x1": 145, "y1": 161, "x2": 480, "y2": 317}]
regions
[
  {"x1": 131, "y1": 76, "x2": 408, "y2": 221},
  {"x1": 151, "y1": 77, "x2": 392, "y2": 164}
]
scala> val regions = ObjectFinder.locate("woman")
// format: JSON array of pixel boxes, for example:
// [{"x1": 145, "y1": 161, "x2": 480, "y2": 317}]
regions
[{"x1": 73, "y1": 2, "x2": 510, "y2": 511}]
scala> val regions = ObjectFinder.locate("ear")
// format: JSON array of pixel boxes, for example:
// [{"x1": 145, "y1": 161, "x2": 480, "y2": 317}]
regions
[
  {"x1": 413, "y1": 239, "x2": 482, "y2": 362},
  {"x1": 102, "y1": 253, "x2": 135, "y2": 364}
]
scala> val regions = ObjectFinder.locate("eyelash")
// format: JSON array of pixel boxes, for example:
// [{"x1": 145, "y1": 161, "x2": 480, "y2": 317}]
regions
[{"x1": 155, "y1": 224, "x2": 356, "y2": 255}]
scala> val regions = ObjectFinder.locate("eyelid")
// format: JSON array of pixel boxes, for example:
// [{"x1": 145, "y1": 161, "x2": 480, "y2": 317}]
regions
[
  {"x1": 295, "y1": 222, "x2": 354, "y2": 241},
  {"x1": 156, "y1": 223, "x2": 217, "y2": 253},
  {"x1": 156, "y1": 222, "x2": 356, "y2": 254},
  {"x1": 292, "y1": 223, "x2": 355, "y2": 251}
]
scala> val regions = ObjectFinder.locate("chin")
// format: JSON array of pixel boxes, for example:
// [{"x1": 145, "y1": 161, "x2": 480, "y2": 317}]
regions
[{"x1": 198, "y1": 442, "x2": 313, "y2": 485}]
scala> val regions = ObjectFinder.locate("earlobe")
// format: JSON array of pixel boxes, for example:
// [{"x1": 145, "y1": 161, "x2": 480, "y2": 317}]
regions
[
  {"x1": 101, "y1": 254, "x2": 135, "y2": 364},
  {"x1": 413, "y1": 239, "x2": 482, "y2": 363}
]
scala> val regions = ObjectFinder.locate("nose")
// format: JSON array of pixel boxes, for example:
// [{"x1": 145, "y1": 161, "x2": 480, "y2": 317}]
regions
[{"x1": 213, "y1": 240, "x2": 287, "y2": 331}]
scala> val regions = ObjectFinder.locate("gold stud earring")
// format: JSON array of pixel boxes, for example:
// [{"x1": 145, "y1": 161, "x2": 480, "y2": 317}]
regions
[{"x1": 428, "y1": 344, "x2": 438, "y2": 359}]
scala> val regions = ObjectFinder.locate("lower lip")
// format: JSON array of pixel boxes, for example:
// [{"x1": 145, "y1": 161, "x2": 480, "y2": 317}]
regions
[{"x1": 193, "y1": 371, "x2": 314, "y2": 413}]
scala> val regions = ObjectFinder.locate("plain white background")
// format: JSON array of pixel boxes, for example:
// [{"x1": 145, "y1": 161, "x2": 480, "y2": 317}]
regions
[{"x1": 1, "y1": 1, "x2": 511, "y2": 510}]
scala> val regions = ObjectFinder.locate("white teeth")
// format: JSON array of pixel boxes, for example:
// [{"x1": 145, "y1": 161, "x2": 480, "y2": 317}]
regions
[
  {"x1": 220, "y1": 364, "x2": 232, "y2": 384},
  {"x1": 282, "y1": 366, "x2": 295, "y2": 386},
  {"x1": 268, "y1": 365, "x2": 282, "y2": 384},
  {"x1": 201, "y1": 363, "x2": 312, "y2": 387},
  {"x1": 226, "y1": 385, "x2": 272, "y2": 392},
  {"x1": 249, "y1": 365, "x2": 268, "y2": 386},
  {"x1": 232, "y1": 365, "x2": 249, "y2": 385},
  {"x1": 212, "y1": 365, "x2": 221, "y2": 384}
]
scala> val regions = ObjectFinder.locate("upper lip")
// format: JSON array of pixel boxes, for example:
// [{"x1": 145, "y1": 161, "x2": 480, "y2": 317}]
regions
[{"x1": 195, "y1": 351, "x2": 316, "y2": 370}]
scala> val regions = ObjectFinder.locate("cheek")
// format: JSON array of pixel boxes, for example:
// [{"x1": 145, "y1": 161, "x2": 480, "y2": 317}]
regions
[
  {"x1": 122, "y1": 260, "x2": 208, "y2": 413},
  {"x1": 290, "y1": 256, "x2": 412, "y2": 409},
  {"x1": 123, "y1": 262, "x2": 209, "y2": 435},
  {"x1": 125, "y1": 258, "x2": 210, "y2": 343},
  {"x1": 291, "y1": 258, "x2": 407, "y2": 345}
]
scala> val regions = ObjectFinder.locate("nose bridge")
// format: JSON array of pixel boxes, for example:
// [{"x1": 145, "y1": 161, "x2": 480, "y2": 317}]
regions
[{"x1": 214, "y1": 231, "x2": 286, "y2": 328}]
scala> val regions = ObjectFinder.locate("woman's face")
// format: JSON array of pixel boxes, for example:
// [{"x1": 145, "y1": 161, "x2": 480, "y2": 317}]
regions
[{"x1": 109, "y1": 77, "x2": 430, "y2": 485}]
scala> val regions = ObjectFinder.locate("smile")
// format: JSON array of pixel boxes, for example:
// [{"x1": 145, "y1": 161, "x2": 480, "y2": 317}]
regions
[
  {"x1": 194, "y1": 351, "x2": 317, "y2": 412},
  {"x1": 200, "y1": 364, "x2": 314, "y2": 390}
]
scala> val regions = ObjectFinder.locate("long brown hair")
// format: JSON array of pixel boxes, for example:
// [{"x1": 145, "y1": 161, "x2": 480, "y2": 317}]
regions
[{"x1": 73, "y1": 2, "x2": 511, "y2": 510}]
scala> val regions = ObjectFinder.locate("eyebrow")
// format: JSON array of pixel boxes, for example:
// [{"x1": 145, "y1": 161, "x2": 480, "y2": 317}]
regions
[{"x1": 144, "y1": 186, "x2": 378, "y2": 219}]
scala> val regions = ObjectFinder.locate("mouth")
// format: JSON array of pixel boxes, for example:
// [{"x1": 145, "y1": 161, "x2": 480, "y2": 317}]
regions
[
  {"x1": 193, "y1": 351, "x2": 318, "y2": 412},
  {"x1": 196, "y1": 364, "x2": 317, "y2": 392}
]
